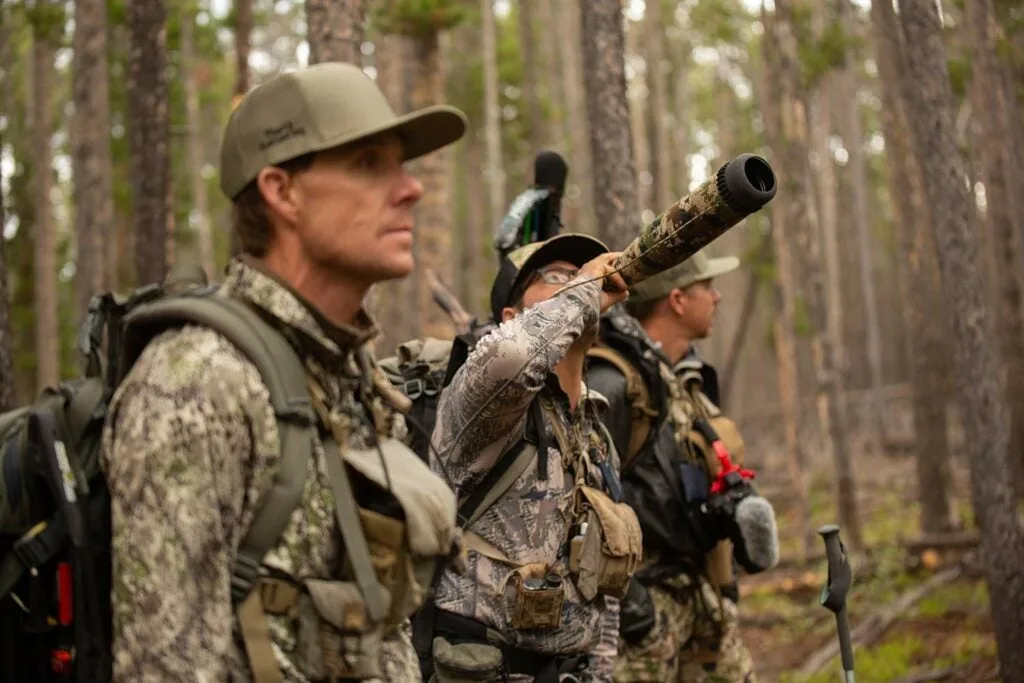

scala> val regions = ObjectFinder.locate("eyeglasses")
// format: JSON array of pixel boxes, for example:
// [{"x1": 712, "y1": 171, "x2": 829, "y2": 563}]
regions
[
  {"x1": 530, "y1": 264, "x2": 579, "y2": 287},
  {"x1": 510, "y1": 264, "x2": 580, "y2": 307}
]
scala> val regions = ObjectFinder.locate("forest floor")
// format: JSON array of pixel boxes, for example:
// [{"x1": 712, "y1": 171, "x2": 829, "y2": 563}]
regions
[{"x1": 738, "y1": 451, "x2": 1001, "y2": 683}]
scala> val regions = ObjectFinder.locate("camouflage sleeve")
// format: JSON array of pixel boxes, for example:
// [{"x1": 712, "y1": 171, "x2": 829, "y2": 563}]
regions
[
  {"x1": 433, "y1": 277, "x2": 601, "y2": 476},
  {"x1": 588, "y1": 596, "x2": 620, "y2": 682},
  {"x1": 101, "y1": 333, "x2": 273, "y2": 682}
]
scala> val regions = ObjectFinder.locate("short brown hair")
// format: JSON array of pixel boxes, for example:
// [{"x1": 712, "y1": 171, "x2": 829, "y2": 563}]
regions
[
  {"x1": 624, "y1": 295, "x2": 664, "y2": 323},
  {"x1": 230, "y1": 152, "x2": 316, "y2": 257}
]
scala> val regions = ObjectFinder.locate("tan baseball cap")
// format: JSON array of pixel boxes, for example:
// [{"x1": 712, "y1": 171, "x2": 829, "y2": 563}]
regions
[
  {"x1": 219, "y1": 61, "x2": 468, "y2": 199},
  {"x1": 629, "y1": 248, "x2": 739, "y2": 303}
]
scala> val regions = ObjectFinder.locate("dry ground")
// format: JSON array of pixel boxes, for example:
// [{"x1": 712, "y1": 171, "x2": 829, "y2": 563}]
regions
[{"x1": 736, "y1": 452, "x2": 1001, "y2": 683}]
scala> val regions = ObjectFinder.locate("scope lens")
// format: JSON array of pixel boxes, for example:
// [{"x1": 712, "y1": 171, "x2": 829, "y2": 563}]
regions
[{"x1": 744, "y1": 156, "x2": 776, "y2": 193}]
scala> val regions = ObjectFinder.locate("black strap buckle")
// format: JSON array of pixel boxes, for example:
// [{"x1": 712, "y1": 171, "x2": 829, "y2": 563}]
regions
[{"x1": 13, "y1": 517, "x2": 67, "y2": 571}]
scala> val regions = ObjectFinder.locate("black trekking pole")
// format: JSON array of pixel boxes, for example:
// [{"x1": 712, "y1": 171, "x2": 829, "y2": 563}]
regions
[{"x1": 818, "y1": 524, "x2": 855, "y2": 683}]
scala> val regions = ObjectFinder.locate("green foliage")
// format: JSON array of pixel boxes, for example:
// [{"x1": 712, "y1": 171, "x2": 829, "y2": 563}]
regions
[
  {"x1": 689, "y1": 0, "x2": 746, "y2": 47},
  {"x1": 23, "y1": 0, "x2": 68, "y2": 44},
  {"x1": 372, "y1": 0, "x2": 470, "y2": 38},
  {"x1": 784, "y1": 637, "x2": 926, "y2": 683}
]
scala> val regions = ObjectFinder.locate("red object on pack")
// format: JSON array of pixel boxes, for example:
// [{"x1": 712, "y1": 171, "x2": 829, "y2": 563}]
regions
[
  {"x1": 57, "y1": 562, "x2": 73, "y2": 626},
  {"x1": 51, "y1": 649, "x2": 73, "y2": 675},
  {"x1": 709, "y1": 439, "x2": 757, "y2": 495}
]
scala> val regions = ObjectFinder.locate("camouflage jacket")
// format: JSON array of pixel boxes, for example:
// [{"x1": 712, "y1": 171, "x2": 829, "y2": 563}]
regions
[
  {"x1": 430, "y1": 277, "x2": 620, "y2": 682},
  {"x1": 101, "y1": 258, "x2": 419, "y2": 682}
]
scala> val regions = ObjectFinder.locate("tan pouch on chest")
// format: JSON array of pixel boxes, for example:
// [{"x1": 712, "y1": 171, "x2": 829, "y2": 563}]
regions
[{"x1": 571, "y1": 485, "x2": 643, "y2": 601}]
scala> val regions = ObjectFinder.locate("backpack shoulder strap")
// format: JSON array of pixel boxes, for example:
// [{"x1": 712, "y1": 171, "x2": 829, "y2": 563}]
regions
[
  {"x1": 455, "y1": 397, "x2": 544, "y2": 531},
  {"x1": 121, "y1": 295, "x2": 316, "y2": 599},
  {"x1": 586, "y1": 344, "x2": 657, "y2": 467}
]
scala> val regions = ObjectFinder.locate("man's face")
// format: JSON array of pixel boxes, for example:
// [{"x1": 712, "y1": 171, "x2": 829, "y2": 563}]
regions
[
  {"x1": 675, "y1": 278, "x2": 721, "y2": 339},
  {"x1": 500, "y1": 260, "x2": 580, "y2": 322},
  {"x1": 283, "y1": 132, "x2": 424, "y2": 285}
]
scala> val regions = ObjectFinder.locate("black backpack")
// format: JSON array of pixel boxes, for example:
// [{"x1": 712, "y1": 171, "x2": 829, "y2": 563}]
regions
[{"x1": 0, "y1": 267, "x2": 341, "y2": 682}]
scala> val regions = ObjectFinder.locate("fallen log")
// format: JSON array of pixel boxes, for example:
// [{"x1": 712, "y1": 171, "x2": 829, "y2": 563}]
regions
[
  {"x1": 796, "y1": 565, "x2": 963, "y2": 680},
  {"x1": 891, "y1": 665, "x2": 959, "y2": 683},
  {"x1": 902, "y1": 530, "x2": 980, "y2": 555}
]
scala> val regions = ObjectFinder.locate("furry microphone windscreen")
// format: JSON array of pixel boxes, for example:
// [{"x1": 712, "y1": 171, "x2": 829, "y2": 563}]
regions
[{"x1": 735, "y1": 495, "x2": 780, "y2": 572}]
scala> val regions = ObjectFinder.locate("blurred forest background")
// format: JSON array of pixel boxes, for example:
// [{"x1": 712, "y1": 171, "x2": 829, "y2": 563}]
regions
[{"x1": 2, "y1": 0, "x2": 1024, "y2": 680}]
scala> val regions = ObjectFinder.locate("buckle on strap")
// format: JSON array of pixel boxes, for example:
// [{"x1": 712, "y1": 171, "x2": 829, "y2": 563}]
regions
[
  {"x1": 231, "y1": 551, "x2": 267, "y2": 604},
  {"x1": 403, "y1": 378, "x2": 425, "y2": 400},
  {"x1": 13, "y1": 518, "x2": 67, "y2": 570}
]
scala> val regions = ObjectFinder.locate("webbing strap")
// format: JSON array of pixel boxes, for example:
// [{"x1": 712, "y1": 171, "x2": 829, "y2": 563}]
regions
[
  {"x1": 122, "y1": 295, "x2": 317, "y2": 602},
  {"x1": 457, "y1": 440, "x2": 536, "y2": 531},
  {"x1": 321, "y1": 437, "x2": 392, "y2": 623},
  {"x1": 237, "y1": 589, "x2": 284, "y2": 683},
  {"x1": 587, "y1": 345, "x2": 657, "y2": 467}
]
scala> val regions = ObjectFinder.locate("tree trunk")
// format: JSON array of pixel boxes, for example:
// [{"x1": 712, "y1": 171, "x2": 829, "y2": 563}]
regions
[
  {"x1": 966, "y1": 0, "x2": 1024, "y2": 500},
  {"x1": 408, "y1": 31, "x2": 454, "y2": 340},
  {"x1": 306, "y1": 0, "x2": 365, "y2": 65},
  {"x1": 463, "y1": 134, "x2": 486, "y2": 315},
  {"x1": 370, "y1": 33, "x2": 420, "y2": 354},
  {"x1": 555, "y1": 0, "x2": 595, "y2": 236},
  {"x1": 31, "y1": 4, "x2": 59, "y2": 392},
  {"x1": 536, "y1": 0, "x2": 560, "y2": 145},
  {"x1": 898, "y1": 0, "x2": 1024, "y2": 670},
  {"x1": 774, "y1": 0, "x2": 862, "y2": 551},
  {"x1": 128, "y1": 0, "x2": 170, "y2": 286},
  {"x1": 627, "y1": 19, "x2": 652, "y2": 216},
  {"x1": 0, "y1": 4, "x2": 15, "y2": 411},
  {"x1": 870, "y1": 0, "x2": 957, "y2": 535},
  {"x1": 180, "y1": 5, "x2": 215, "y2": 279},
  {"x1": 518, "y1": 0, "x2": 544, "y2": 155},
  {"x1": 481, "y1": 0, "x2": 505, "y2": 247},
  {"x1": 835, "y1": 0, "x2": 885, "y2": 445},
  {"x1": 580, "y1": 0, "x2": 639, "y2": 249},
  {"x1": 758, "y1": 5, "x2": 813, "y2": 561},
  {"x1": 234, "y1": 0, "x2": 252, "y2": 98},
  {"x1": 672, "y1": 33, "x2": 692, "y2": 191},
  {"x1": 645, "y1": 0, "x2": 672, "y2": 210},
  {"x1": 72, "y1": 0, "x2": 114, "y2": 322},
  {"x1": 229, "y1": 0, "x2": 253, "y2": 259}
]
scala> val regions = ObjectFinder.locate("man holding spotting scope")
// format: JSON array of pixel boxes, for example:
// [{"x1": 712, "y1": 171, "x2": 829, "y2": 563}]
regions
[
  {"x1": 415, "y1": 154, "x2": 778, "y2": 682},
  {"x1": 416, "y1": 233, "x2": 640, "y2": 682}
]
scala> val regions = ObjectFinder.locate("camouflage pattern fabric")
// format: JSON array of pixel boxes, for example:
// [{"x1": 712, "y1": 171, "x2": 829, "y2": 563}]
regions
[
  {"x1": 613, "y1": 574, "x2": 755, "y2": 683},
  {"x1": 101, "y1": 257, "x2": 420, "y2": 682},
  {"x1": 614, "y1": 170, "x2": 750, "y2": 289},
  {"x1": 430, "y1": 275, "x2": 620, "y2": 681}
]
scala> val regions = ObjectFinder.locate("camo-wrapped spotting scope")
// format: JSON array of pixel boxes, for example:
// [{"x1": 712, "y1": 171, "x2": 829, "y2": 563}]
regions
[{"x1": 609, "y1": 153, "x2": 777, "y2": 289}]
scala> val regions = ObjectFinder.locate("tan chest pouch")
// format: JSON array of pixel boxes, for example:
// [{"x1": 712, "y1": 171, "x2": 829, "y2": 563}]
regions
[
  {"x1": 508, "y1": 562, "x2": 566, "y2": 630},
  {"x1": 342, "y1": 439, "x2": 460, "y2": 627},
  {"x1": 567, "y1": 485, "x2": 643, "y2": 601}
]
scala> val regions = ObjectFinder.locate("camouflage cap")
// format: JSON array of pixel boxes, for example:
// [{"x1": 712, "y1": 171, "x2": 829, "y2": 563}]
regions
[
  {"x1": 629, "y1": 248, "x2": 739, "y2": 303},
  {"x1": 489, "y1": 233, "x2": 608, "y2": 321},
  {"x1": 219, "y1": 61, "x2": 468, "y2": 199}
]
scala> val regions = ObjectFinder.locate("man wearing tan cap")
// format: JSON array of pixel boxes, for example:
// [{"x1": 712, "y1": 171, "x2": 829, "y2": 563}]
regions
[
  {"x1": 586, "y1": 249, "x2": 776, "y2": 682},
  {"x1": 102, "y1": 62, "x2": 467, "y2": 682}
]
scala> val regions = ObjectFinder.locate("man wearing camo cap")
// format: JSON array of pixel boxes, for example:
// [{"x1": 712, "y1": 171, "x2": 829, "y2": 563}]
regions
[{"x1": 102, "y1": 62, "x2": 467, "y2": 682}]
